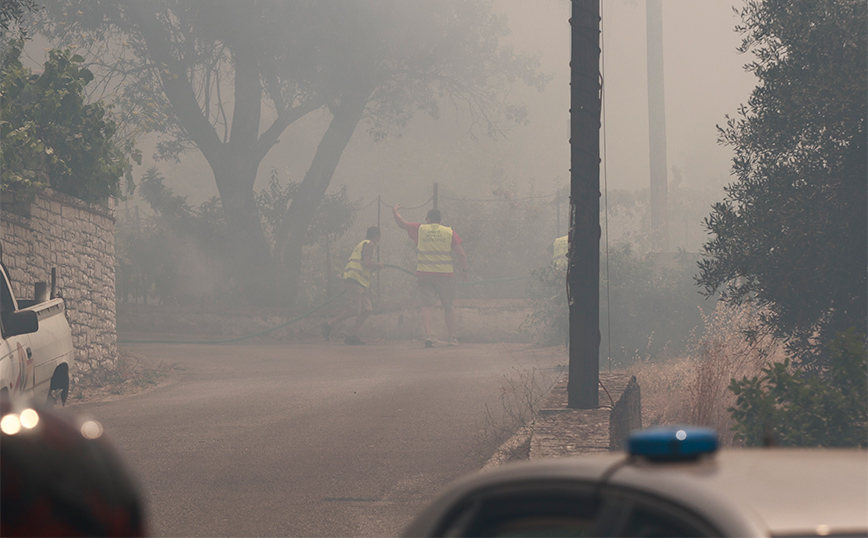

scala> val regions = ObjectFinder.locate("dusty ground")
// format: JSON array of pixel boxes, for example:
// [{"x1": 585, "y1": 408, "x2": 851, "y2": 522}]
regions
[
  {"x1": 68, "y1": 348, "x2": 178, "y2": 405},
  {"x1": 77, "y1": 302, "x2": 560, "y2": 464},
  {"x1": 116, "y1": 298, "x2": 534, "y2": 344}
]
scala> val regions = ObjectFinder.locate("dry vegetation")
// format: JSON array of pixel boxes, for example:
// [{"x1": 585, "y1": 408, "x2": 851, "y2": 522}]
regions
[
  {"x1": 68, "y1": 349, "x2": 175, "y2": 404},
  {"x1": 470, "y1": 347, "x2": 565, "y2": 465},
  {"x1": 624, "y1": 302, "x2": 785, "y2": 446}
]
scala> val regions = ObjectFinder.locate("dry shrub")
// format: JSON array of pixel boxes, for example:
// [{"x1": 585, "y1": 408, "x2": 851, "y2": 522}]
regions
[
  {"x1": 70, "y1": 350, "x2": 174, "y2": 402},
  {"x1": 624, "y1": 355, "x2": 695, "y2": 428},
  {"x1": 470, "y1": 348, "x2": 564, "y2": 465},
  {"x1": 625, "y1": 302, "x2": 785, "y2": 446}
]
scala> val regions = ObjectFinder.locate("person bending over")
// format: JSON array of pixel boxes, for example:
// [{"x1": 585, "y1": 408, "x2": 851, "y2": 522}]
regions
[{"x1": 322, "y1": 226, "x2": 385, "y2": 345}]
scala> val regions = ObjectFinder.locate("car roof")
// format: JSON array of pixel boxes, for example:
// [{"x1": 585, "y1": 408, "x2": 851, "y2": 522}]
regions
[
  {"x1": 609, "y1": 449, "x2": 868, "y2": 536},
  {"x1": 402, "y1": 453, "x2": 621, "y2": 536},
  {"x1": 403, "y1": 448, "x2": 868, "y2": 537}
]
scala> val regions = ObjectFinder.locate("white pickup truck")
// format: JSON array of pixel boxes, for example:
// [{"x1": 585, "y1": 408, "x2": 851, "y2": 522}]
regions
[{"x1": 0, "y1": 261, "x2": 74, "y2": 405}]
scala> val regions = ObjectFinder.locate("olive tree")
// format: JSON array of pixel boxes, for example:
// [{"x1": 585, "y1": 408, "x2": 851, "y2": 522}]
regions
[
  {"x1": 697, "y1": 0, "x2": 867, "y2": 367},
  {"x1": 35, "y1": 0, "x2": 547, "y2": 304}
]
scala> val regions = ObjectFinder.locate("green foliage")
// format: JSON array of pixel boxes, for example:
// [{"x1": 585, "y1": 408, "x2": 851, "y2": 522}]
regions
[
  {"x1": 35, "y1": 1, "x2": 547, "y2": 305},
  {"x1": 0, "y1": 0, "x2": 39, "y2": 39},
  {"x1": 306, "y1": 187, "x2": 357, "y2": 247},
  {"x1": 257, "y1": 169, "x2": 357, "y2": 297},
  {"x1": 256, "y1": 169, "x2": 357, "y2": 251},
  {"x1": 116, "y1": 168, "x2": 229, "y2": 304},
  {"x1": 524, "y1": 243, "x2": 712, "y2": 361},
  {"x1": 697, "y1": 0, "x2": 867, "y2": 367},
  {"x1": 729, "y1": 328, "x2": 868, "y2": 447},
  {"x1": 1, "y1": 42, "x2": 138, "y2": 202},
  {"x1": 605, "y1": 247, "x2": 710, "y2": 363},
  {"x1": 256, "y1": 170, "x2": 299, "y2": 251},
  {"x1": 524, "y1": 263, "x2": 568, "y2": 346},
  {"x1": 117, "y1": 167, "x2": 358, "y2": 305}
]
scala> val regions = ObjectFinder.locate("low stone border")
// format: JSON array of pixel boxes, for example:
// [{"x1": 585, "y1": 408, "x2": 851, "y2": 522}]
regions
[{"x1": 531, "y1": 373, "x2": 639, "y2": 459}]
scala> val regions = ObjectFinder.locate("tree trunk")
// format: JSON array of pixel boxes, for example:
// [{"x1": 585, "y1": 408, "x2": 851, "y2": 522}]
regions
[
  {"x1": 276, "y1": 87, "x2": 372, "y2": 304},
  {"x1": 211, "y1": 150, "x2": 278, "y2": 305},
  {"x1": 128, "y1": 3, "x2": 283, "y2": 305}
]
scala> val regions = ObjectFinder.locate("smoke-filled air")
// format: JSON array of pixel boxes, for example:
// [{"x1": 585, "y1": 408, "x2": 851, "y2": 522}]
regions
[{"x1": 1, "y1": 2, "x2": 865, "y2": 533}]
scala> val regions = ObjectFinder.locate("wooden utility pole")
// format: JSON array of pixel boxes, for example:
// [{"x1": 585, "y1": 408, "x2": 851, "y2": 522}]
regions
[
  {"x1": 647, "y1": 0, "x2": 669, "y2": 251},
  {"x1": 567, "y1": 0, "x2": 601, "y2": 409}
]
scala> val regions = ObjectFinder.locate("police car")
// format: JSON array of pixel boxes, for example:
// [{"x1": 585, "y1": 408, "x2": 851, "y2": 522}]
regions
[{"x1": 402, "y1": 426, "x2": 868, "y2": 537}]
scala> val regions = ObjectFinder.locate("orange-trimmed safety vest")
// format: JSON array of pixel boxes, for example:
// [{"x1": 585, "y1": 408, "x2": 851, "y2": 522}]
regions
[
  {"x1": 416, "y1": 224, "x2": 454, "y2": 274},
  {"x1": 552, "y1": 235, "x2": 568, "y2": 269},
  {"x1": 343, "y1": 240, "x2": 373, "y2": 288}
]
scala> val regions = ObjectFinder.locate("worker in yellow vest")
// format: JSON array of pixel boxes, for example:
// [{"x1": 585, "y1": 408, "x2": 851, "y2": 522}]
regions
[
  {"x1": 322, "y1": 226, "x2": 385, "y2": 345},
  {"x1": 552, "y1": 235, "x2": 568, "y2": 269},
  {"x1": 393, "y1": 204, "x2": 469, "y2": 348}
]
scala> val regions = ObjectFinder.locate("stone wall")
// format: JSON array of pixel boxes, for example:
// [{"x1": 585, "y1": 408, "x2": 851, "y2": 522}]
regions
[
  {"x1": 1, "y1": 189, "x2": 117, "y2": 385},
  {"x1": 530, "y1": 373, "x2": 642, "y2": 459}
]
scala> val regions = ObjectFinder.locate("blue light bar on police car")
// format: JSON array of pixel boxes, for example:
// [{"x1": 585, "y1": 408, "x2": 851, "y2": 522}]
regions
[{"x1": 628, "y1": 426, "x2": 719, "y2": 460}]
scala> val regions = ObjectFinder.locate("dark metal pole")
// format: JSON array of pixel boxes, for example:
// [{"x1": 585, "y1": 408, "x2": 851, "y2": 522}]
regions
[
  {"x1": 433, "y1": 182, "x2": 438, "y2": 210},
  {"x1": 377, "y1": 194, "x2": 381, "y2": 305},
  {"x1": 568, "y1": 0, "x2": 601, "y2": 409}
]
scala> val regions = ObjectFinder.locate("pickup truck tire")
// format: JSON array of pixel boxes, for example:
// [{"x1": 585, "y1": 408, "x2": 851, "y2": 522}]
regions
[{"x1": 47, "y1": 364, "x2": 69, "y2": 406}]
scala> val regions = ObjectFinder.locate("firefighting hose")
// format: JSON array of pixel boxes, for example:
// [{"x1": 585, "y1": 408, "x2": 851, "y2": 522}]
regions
[{"x1": 117, "y1": 264, "x2": 529, "y2": 345}]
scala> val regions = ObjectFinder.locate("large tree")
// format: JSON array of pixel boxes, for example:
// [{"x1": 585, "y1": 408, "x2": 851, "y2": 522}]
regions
[
  {"x1": 35, "y1": 0, "x2": 546, "y2": 304},
  {"x1": 697, "y1": 0, "x2": 867, "y2": 366}
]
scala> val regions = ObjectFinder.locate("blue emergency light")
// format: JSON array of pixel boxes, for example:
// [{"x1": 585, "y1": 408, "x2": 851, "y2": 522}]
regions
[{"x1": 628, "y1": 426, "x2": 719, "y2": 461}]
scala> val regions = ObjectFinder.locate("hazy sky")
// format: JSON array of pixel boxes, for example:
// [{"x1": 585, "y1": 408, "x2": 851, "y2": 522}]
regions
[
  {"x1": 491, "y1": 0, "x2": 758, "y2": 194},
  {"x1": 282, "y1": 0, "x2": 758, "y2": 205},
  {"x1": 113, "y1": 1, "x2": 758, "y2": 207}
]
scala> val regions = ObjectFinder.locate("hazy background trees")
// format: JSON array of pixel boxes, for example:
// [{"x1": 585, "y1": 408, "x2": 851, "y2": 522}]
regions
[
  {"x1": 5, "y1": 0, "x2": 865, "y2": 445},
  {"x1": 34, "y1": 0, "x2": 546, "y2": 305}
]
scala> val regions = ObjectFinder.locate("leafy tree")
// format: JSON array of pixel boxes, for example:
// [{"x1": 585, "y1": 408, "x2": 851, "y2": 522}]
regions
[
  {"x1": 305, "y1": 187, "x2": 357, "y2": 298},
  {"x1": 525, "y1": 243, "x2": 709, "y2": 362},
  {"x1": 116, "y1": 167, "x2": 229, "y2": 304},
  {"x1": 0, "y1": 0, "x2": 39, "y2": 39},
  {"x1": 1, "y1": 42, "x2": 138, "y2": 202},
  {"x1": 256, "y1": 170, "x2": 357, "y2": 297},
  {"x1": 36, "y1": 0, "x2": 546, "y2": 304},
  {"x1": 697, "y1": 0, "x2": 867, "y2": 367},
  {"x1": 728, "y1": 328, "x2": 867, "y2": 447},
  {"x1": 524, "y1": 262, "x2": 569, "y2": 346}
]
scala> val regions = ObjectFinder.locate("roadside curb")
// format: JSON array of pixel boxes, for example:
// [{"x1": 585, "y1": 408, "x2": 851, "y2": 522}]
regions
[
  {"x1": 482, "y1": 424, "x2": 534, "y2": 470},
  {"x1": 485, "y1": 373, "x2": 639, "y2": 467}
]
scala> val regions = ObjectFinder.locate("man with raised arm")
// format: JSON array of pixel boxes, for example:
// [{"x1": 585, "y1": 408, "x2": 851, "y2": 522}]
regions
[{"x1": 393, "y1": 205, "x2": 469, "y2": 348}]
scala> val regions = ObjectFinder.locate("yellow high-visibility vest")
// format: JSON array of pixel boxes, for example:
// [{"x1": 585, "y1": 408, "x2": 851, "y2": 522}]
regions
[
  {"x1": 416, "y1": 224, "x2": 454, "y2": 274},
  {"x1": 552, "y1": 235, "x2": 568, "y2": 269},
  {"x1": 343, "y1": 240, "x2": 373, "y2": 288}
]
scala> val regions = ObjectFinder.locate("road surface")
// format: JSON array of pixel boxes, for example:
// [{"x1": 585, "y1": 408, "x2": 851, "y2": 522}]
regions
[{"x1": 69, "y1": 340, "x2": 563, "y2": 537}]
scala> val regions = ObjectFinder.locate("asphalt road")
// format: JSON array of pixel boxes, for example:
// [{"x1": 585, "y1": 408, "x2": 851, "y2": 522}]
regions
[{"x1": 69, "y1": 341, "x2": 563, "y2": 537}]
